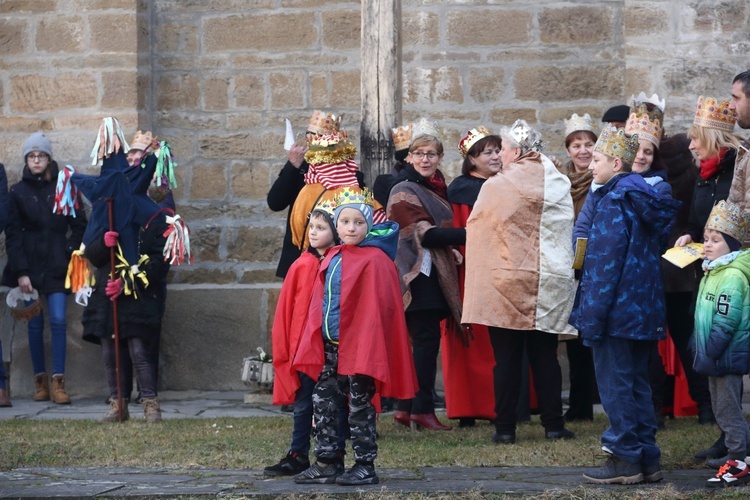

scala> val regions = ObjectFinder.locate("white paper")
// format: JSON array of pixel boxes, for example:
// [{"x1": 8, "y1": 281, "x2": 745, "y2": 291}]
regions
[
  {"x1": 420, "y1": 249, "x2": 432, "y2": 277},
  {"x1": 283, "y1": 118, "x2": 294, "y2": 151}
]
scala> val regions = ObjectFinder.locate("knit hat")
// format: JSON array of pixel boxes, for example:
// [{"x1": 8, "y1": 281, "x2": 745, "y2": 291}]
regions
[
  {"x1": 333, "y1": 187, "x2": 374, "y2": 232},
  {"x1": 23, "y1": 132, "x2": 53, "y2": 161}
]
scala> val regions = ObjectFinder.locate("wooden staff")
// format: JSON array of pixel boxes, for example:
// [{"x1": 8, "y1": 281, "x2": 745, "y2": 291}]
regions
[{"x1": 106, "y1": 198, "x2": 124, "y2": 422}]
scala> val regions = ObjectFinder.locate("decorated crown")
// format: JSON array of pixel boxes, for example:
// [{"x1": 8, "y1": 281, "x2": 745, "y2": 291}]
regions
[
  {"x1": 630, "y1": 92, "x2": 665, "y2": 112},
  {"x1": 594, "y1": 126, "x2": 640, "y2": 165},
  {"x1": 706, "y1": 200, "x2": 750, "y2": 244},
  {"x1": 625, "y1": 106, "x2": 662, "y2": 147},
  {"x1": 334, "y1": 186, "x2": 374, "y2": 209},
  {"x1": 694, "y1": 96, "x2": 736, "y2": 132},
  {"x1": 458, "y1": 126, "x2": 493, "y2": 157},
  {"x1": 502, "y1": 119, "x2": 544, "y2": 154},
  {"x1": 304, "y1": 135, "x2": 356, "y2": 165},
  {"x1": 131, "y1": 130, "x2": 156, "y2": 151},
  {"x1": 308, "y1": 110, "x2": 342, "y2": 136},
  {"x1": 412, "y1": 117, "x2": 440, "y2": 139},
  {"x1": 563, "y1": 113, "x2": 598, "y2": 139},
  {"x1": 392, "y1": 124, "x2": 413, "y2": 151}
]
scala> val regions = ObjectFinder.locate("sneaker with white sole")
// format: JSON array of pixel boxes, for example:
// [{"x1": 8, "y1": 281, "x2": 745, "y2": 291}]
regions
[
  {"x1": 706, "y1": 459, "x2": 750, "y2": 488},
  {"x1": 335, "y1": 463, "x2": 379, "y2": 485}
]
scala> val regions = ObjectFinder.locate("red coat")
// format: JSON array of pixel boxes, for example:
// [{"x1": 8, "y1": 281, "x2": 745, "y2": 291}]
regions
[
  {"x1": 272, "y1": 251, "x2": 320, "y2": 405},
  {"x1": 293, "y1": 244, "x2": 417, "y2": 399}
]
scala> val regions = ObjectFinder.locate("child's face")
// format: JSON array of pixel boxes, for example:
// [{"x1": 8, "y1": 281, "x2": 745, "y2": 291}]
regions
[
  {"x1": 590, "y1": 151, "x2": 618, "y2": 185},
  {"x1": 336, "y1": 207, "x2": 368, "y2": 246},
  {"x1": 703, "y1": 229, "x2": 731, "y2": 261},
  {"x1": 308, "y1": 214, "x2": 335, "y2": 252}
]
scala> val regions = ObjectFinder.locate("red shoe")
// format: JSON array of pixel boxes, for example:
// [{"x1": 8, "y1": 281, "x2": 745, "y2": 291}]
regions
[
  {"x1": 410, "y1": 413, "x2": 452, "y2": 431},
  {"x1": 394, "y1": 410, "x2": 411, "y2": 428}
]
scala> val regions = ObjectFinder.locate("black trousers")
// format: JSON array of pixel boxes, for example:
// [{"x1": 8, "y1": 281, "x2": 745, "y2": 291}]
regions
[
  {"x1": 564, "y1": 337, "x2": 595, "y2": 420},
  {"x1": 488, "y1": 327, "x2": 565, "y2": 434},
  {"x1": 397, "y1": 310, "x2": 443, "y2": 415}
]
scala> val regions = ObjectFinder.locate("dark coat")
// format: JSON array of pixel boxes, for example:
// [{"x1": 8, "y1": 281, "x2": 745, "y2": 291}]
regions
[
  {"x1": 81, "y1": 212, "x2": 171, "y2": 344},
  {"x1": 0, "y1": 163, "x2": 8, "y2": 234},
  {"x1": 684, "y1": 148, "x2": 736, "y2": 242},
  {"x1": 2, "y1": 162, "x2": 87, "y2": 294},
  {"x1": 569, "y1": 173, "x2": 681, "y2": 346},
  {"x1": 267, "y1": 160, "x2": 308, "y2": 278}
]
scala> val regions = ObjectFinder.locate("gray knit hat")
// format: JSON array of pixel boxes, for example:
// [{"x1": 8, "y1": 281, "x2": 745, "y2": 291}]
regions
[{"x1": 23, "y1": 132, "x2": 53, "y2": 161}]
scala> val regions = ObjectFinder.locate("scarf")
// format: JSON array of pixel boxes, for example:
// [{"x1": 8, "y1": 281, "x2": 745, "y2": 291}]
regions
[
  {"x1": 403, "y1": 164, "x2": 448, "y2": 199},
  {"x1": 699, "y1": 149, "x2": 727, "y2": 180},
  {"x1": 304, "y1": 159, "x2": 359, "y2": 189},
  {"x1": 567, "y1": 167, "x2": 593, "y2": 206}
]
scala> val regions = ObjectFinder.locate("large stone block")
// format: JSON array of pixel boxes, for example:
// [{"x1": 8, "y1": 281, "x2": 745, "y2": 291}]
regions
[
  {"x1": 226, "y1": 112, "x2": 264, "y2": 129},
  {"x1": 191, "y1": 225, "x2": 223, "y2": 262},
  {"x1": 0, "y1": 117, "x2": 51, "y2": 133},
  {"x1": 231, "y1": 162, "x2": 272, "y2": 199},
  {"x1": 624, "y1": 6, "x2": 669, "y2": 37},
  {"x1": 89, "y1": 13, "x2": 139, "y2": 52},
  {"x1": 204, "y1": 14, "x2": 317, "y2": 52},
  {"x1": 404, "y1": 67, "x2": 464, "y2": 105},
  {"x1": 226, "y1": 226, "x2": 284, "y2": 263},
  {"x1": 539, "y1": 6, "x2": 614, "y2": 44},
  {"x1": 71, "y1": 0, "x2": 147, "y2": 10},
  {"x1": 0, "y1": 19, "x2": 28, "y2": 54},
  {"x1": 156, "y1": 0, "x2": 274, "y2": 12},
  {"x1": 322, "y1": 10, "x2": 361, "y2": 49},
  {"x1": 514, "y1": 64, "x2": 624, "y2": 101},
  {"x1": 240, "y1": 268, "x2": 281, "y2": 285},
  {"x1": 156, "y1": 22, "x2": 199, "y2": 53},
  {"x1": 624, "y1": 67, "x2": 653, "y2": 101},
  {"x1": 661, "y1": 60, "x2": 738, "y2": 98},
  {"x1": 102, "y1": 71, "x2": 139, "y2": 109},
  {"x1": 468, "y1": 67, "x2": 505, "y2": 103},
  {"x1": 190, "y1": 163, "x2": 228, "y2": 200},
  {"x1": 270, "y1": 71, "x2": 306, "y2": 110},
  {"x1": 489, "y1": 108, "x2": 537, "y2": 126},
  {"x1": 447, "y1": 10, "x2": 532, "y2": 46},
  {"x1": 157, "y1": 55, "x2": 228, "y2": 72},
  {"x1": 0, "y1": 0, "x2": 55, "y2": 13},
  {"x1": 10, "y1": 74, "x2": 98, "y2": 113},
  {"x1": 204, "y1": 76, "x2": 230, "y2": 111},
  {"x1": 234, "y1": 75, "x2": 265, "y2": 109},
  {"x1": 402, "y1": 11, "x2": 439, "y2": 47},
  {"x1": 156, "y1": 111, "x2": 224, "y2": 130},
  {"x1": 168, "y1": 267, "x2": 238, "y2": 285},
  {"x1": 330, "y1": 70, "x2": 361, "y2": 108},
  {"x1": 156, "y1": 74, "x2": 200, "y2": 110},
  {"x1": 199, "y1": 133, "x2": 281, "y2": 160},
  {"x1": 310, "y1": 73, "x2": 328, "y2": 107},
  {"x1": 689, "y1": 0, "x2": 746, "y2": 33},
  {"x1": 36, "y1": 17, "x2": 85, "y2": 53}
]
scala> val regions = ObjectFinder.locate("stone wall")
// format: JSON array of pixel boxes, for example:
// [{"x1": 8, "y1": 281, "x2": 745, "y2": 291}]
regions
[{"x1": 0, "y1": 0, "x2": 748, "y2": 395}]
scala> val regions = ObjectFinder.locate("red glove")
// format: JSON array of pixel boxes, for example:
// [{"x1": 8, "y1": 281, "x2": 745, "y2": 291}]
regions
[
  {"x1": 105, "y1": 279, "x2": 123, "y2": 301},
  {"x1": 104, "y1": 231, "x2": 119, "y2": 248}
]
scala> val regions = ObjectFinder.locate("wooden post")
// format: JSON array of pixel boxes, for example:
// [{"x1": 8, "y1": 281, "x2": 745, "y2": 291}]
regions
[{"x1": 360, "y1": 0, "x2": 402, "y2": 189}]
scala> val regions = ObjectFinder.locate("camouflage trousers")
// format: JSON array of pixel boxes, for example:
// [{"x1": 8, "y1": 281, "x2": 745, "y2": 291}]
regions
[{"x1": 313, "y1": 341, "x2": 377, "y2": 462}]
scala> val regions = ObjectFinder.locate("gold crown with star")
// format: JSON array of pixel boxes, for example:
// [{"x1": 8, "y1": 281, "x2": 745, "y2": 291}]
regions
[
  {"x1": 391, "y1": 124, "x2": 413, "y2": 151},
  {"x1": 334, "y1": 186, "x2": 374, "y2": 209},
  {"x1": 706, "y1": 200, "x2": 750, "y2": 243},
  {"x1": 693, "y1": 96, "x2": 736, "y2": 132},
  {"x1": 458, "y1": 126, "x2": 493, "y2": 157},
  {"x1": 594, "y1": 126, "x2": 640, "y2": 165},
  {"x1": 625, "y1": 105, "x2": 662, "y2": 147},
  {"x1": 563, "y1": 113, "x2": 598, "y2": 139}
]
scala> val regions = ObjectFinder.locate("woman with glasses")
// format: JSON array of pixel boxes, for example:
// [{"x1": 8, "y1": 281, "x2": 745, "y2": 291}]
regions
[
  {"x1": 2, "y1": 132, "x2": 87, "y2": 404},
  {"x1": 386, "y1": 133, "x2": 465, "y2": 431}
]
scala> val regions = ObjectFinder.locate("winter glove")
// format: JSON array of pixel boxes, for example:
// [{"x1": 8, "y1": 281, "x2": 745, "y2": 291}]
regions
[
  {"x1": 104, "y1": 231, "x2": 119, "y2": 248},
  {"x1": 105, "y1": 278, "x2": 123, "y2": 301}
]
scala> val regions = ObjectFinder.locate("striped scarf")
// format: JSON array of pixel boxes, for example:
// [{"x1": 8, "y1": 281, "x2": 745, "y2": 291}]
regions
[{"x1": 304, "y1": 160, "x2": 359, "y2": 189}]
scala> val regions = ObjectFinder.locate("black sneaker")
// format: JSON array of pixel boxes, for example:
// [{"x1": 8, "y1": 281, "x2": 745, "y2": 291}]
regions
[
  {"x1": 706, "y1": 459, "x2": 750, "y2": 488},
  {"x1": 492, "y1": 432, "x2": 515, "y2": 444},
  {"x1": 335, "y1": 463, "x2": 379, "y2": 485},
  {"x1": 583, "y1": 455, "x2": 643, "y2": 484},
  {"x1": 694, "y1": 433, "x2": 728, "y2": 463},
  {"x1": 642, "y1": 462, "x2": 664, "y2": 483},
  {"x1": 264, "y1": 451, "x2": 310, "y2": 477},
  {"x1": 293, "y1": 461, "x2": 344, "y2": 484},
  {"x1": 545, "y1": 428, "x2": 575, "y2": 440}
]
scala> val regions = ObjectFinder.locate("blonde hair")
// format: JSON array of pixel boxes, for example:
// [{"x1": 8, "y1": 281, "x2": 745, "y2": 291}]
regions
[
  {"x1": 688, "y1": 125, "x2": 742, "y2": 158},
  {"x1": 409, "y1": 134, "x2": 444, "y2": 155}
]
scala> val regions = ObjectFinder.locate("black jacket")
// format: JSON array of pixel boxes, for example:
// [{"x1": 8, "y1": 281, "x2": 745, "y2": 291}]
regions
[
  {"x1": 82, "y1": 213, "x2": 171, "y2": 344},
  {"x1": 684, "y1": 148, "x2": 736, "y2": 242},
  {"x1": 2, "y1": 162, "x2": 87, "y2": 294},
  {"x1": 267, "y1": 160, "x2": 307, "y2": 278}
]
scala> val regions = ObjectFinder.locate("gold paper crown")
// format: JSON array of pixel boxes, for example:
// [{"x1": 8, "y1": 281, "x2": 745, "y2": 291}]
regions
[
  {"x1": 458, "y1": 126, "x2": 492, "y2": 157},
  {"x1": 391, "y1": 124, "x2": 413, "y2": 151},
  {"x1": 563, "y1": 113, "x2": 598, "y2": 139},
  {"x1": 706, "y1": 200, "x2": 750, "y2": 244},
  {"x1": 629, "y1": 92, "x2": 665, "y2": 124},
  {"x1": 594, "y1": 126, "x2": 640, "y2": 165},
  {"x1": 130, "y1": 130, "x2": 155, "y2": 151},
  {"x1": 694, "y1": 96, "x2": 736, "y2": 132},
  {"x1": 412, "y1": 117, "x2": 440, "y2": 139},
  {"x1": 308, "y1": 110, "x2": 342, "y2": 136},
  {"x1": 625, "y1": 105, "x2": 662, "y2": 147},
  {"x1": 304, "y1": 136, "x2": 356, "y2": 165},
  {"x1": 312, "y1": 198, "x2": 337, "y2": 219},
  {"x1": 334, "y1": 186, "x2": 374, "y2": 209}
]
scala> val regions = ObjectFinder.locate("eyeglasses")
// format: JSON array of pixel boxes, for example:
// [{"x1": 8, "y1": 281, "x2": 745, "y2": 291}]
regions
[
  {"x1": 410, "y1": 151, "x2": 439, "y2": 160},
  {"x1": 28, "y1": 154, "x2": 48, "y2": 162}
]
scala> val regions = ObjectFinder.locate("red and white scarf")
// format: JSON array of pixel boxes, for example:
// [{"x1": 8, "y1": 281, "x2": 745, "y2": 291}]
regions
[{"x1": 304, "y1": 160, "x2": 359, "y2": 189}]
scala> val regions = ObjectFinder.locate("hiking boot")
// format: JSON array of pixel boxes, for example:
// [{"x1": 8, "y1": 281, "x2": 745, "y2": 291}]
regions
[
  {"x1": 0, "y1": 389, "x2": 11, "y2": 407},
  {"x1": 706, "y1": 459, "x2": 750, "y2": 488},
  {"x1": 142, "y1": 398, "x2": 162, "y2": 423},
  {"x1": 545, "y1": 428, "x2": 575, "y2": 440},
  {"x1": 642, "y1": 462, "x2": 664, "y2": 483},
  {"x1": 33, "y1": 373, "x2": 49, "y2": 401},
  {"x1": 50, "y1": 375, "x2": 70, "y2": 404},
  {"x1": 336, "y1": 462, "x2": 379, "y2": 485},
  {"x1": 293, "y1": 461, "x2": 344, "y2": 484},
  {"x1": 694, "y1": 433, "x2": 727, "y2": 463},
  {"x1": 101, "y1": 398, "x2": 129, "y2": 423},
  {"x1": 583, "y1": 454, "x2": 643, "y2": 484},
  {"x1": 264, "y1": 451, "x2": 310, "y2": 477},
  {"x1": 492, "y1": 432, "x2": 516, "y2": 444}
]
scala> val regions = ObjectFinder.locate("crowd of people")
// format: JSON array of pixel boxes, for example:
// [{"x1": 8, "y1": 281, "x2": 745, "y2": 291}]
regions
[{"x1": 266, "y1": 70, "x2": 750, "y2": 488}]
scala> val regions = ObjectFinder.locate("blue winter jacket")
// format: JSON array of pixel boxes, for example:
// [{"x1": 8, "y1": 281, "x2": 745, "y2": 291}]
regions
[
  {"x1": 322, "y1": 221, "x2": 399, "y2": 342},
  {"x1": 569, "y1": 173, "x2": 681, "y2": 346}
]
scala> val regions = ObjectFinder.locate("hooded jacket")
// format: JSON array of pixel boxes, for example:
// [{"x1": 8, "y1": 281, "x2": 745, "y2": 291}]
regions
[
  {"x1": 691, "y1": 250, "x2": 750, "y2": 376},
  {"x1": 569, "y1": 173, "x2": 681, "y2": 346}
]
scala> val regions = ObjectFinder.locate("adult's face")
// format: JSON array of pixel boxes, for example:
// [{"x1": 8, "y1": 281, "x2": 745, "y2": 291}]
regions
[
  {"x1": 470, "y1": 144, "x2": 502, "y2": 178},
  {"x1": 126, "y1": 148, "x2": 144, "y2": 167},
  {"x1": 688, "y1": 134, "x2": 709, "y2": 162},
  {"x1": 26, "y1": 152, "x2": 49, "y2": 175},
  {"x1": 632, "y1": 139, "x2": 655, "y2": 174},
  {"x1": 407, "y1": 145, "x2": 442, "y2": 179},
  {"x1": 499, "y1": 141, "x2": 521, "y2": 168},
  {"x1": 566, "y1": 137, "x2": 595, "y2": 172},
  {"x1": 730, "y1": 81, "x2": 750, "y2": 129}
]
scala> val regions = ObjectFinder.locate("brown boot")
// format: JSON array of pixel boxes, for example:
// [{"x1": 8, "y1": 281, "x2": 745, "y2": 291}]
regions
[
  {"x1": 33, "y1": 373, "x2": 50, "y2": 401},
  {"x1": 0, "y1": 389, "x2": 11, "y2": 407},
  {"x1": 142, "y1": 398, "x2": 162, "y2": 423},
  {"x1": 50, "y1": 374, "x2": 71, "y2": 404},
  {"x1": 101, "y1": 398, "x2": 129, "y2": 422}
]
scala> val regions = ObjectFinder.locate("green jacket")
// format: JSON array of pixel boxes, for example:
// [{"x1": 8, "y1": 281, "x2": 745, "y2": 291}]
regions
[{"x1": 692, "y1": 250, "x2": 750, "y2": 376}]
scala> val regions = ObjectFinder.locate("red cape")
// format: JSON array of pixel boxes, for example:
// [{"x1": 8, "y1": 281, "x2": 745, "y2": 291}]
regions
[
  {"x1": 272, "y1": 251, "x2": 320, "y2": 405},
  {"x1": 293, "y1": 244, "x2": 417, "y2": 399}
]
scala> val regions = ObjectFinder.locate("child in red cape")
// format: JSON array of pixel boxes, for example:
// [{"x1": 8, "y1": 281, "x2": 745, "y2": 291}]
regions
[{"x1": 293, "y1": 188, "x2": 417, "y2": 486}]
